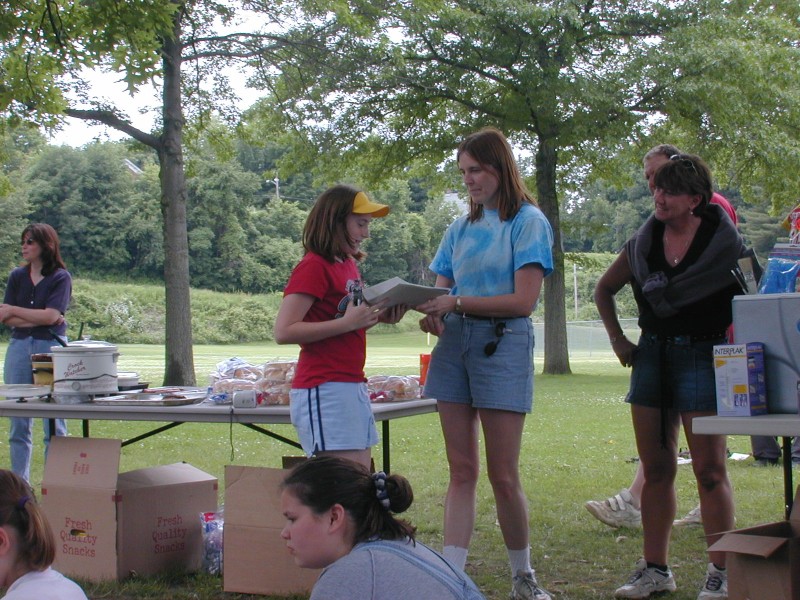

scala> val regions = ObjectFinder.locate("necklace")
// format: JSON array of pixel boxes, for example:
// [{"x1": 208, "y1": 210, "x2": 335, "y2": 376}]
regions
[{"x1": 664, "y1": 231, "x2": 692, "y2": 265}]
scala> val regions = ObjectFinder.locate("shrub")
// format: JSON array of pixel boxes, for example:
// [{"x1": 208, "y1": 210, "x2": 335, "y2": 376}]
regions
[{"x1": 0, "y1": 279, "x2": 283, "y2": 345}]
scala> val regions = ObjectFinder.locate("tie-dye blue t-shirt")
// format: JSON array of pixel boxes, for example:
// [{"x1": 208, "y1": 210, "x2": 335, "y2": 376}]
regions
[{"x1": 429, "y1": 203, "x2": 554, "y2": 299}]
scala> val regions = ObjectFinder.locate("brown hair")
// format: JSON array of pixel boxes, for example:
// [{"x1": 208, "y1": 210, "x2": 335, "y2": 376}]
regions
[
  {"x1": 281, "y1": 456, "x2": 416, "y2": 544},
  {"x1": 0, "y1": 469, "x2": 56, "y2": 571},
  {"x1": 302, "y1": 185, "x2": 365, "y2": 262},
  {"x1": 653, "y1": 153, "x2": 713, "y2": 213},
  {"x1": 21, "y1": 223, "x2": 66, "y2": 276},
  {"x1": 456, "y1": 127, "x2": 537, "y2": 222}
]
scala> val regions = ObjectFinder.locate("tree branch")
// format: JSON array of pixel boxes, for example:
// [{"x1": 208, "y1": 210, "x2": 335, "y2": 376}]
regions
[{"x1": 64, "y1": 107, "x2": 161, "y2": 148}]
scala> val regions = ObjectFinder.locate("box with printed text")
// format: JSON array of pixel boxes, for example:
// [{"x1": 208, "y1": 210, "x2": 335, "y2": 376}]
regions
[
  {"x1": 40, "y1": 437, "x2": 218, "y2": 582},
  {"x1": 223, "y1": 465, "x2": 320, "y2": 596},
  {"x1": 713, "y1": 342, "x2": 768, "y2": 417}
]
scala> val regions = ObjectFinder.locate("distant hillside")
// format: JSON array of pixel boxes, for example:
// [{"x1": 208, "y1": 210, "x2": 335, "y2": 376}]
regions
[
  {"x1": 36, "y1": 279, "x2": 285, "y2": 345},
  {"x1": 12, "y1": 278, "x2": 418, "y2": 345}
]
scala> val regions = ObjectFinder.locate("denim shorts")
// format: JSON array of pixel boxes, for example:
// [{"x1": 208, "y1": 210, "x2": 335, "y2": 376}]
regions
[
  {"x1": 290, "y1": 381, "x2": 379, "y2": 456},
  {"x1": 626, "y1": 333, "x2": 721, "y2": 412},
  {"x1": 423, "y1": 313, "x2": 534, "y2": 413}
]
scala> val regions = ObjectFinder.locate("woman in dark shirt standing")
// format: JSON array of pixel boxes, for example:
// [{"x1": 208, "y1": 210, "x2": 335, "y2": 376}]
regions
[
  {"x1": 595, "y1": 155, "x2": 749, "y2": 600},
  {"x1": 0, "y1": 224, "x2": 72, "y2": 483}
]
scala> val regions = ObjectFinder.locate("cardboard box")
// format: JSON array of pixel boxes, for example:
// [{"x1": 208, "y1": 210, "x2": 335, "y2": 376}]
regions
[
  {"x1": 40, "y1": 437, "x2": 218, "y2": 582},
  {"x1": 223, "y1": 465, "x2": 320, "y2": 596},
  {"x1": 713, "y1": 343, "x2": 768, "y2": 416},
  {"x1": 709, "y1": 487, "x2": 800, "y2": 600}
]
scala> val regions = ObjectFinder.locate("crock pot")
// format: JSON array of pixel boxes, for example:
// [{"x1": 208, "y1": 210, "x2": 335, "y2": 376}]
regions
[{"x1": 50, "y1": 341, "x2": 119, "y2": 395}]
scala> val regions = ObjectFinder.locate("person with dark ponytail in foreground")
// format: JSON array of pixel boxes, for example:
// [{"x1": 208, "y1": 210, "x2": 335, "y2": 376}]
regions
[
  {"x1": 0, "y1": 469, "x2": 88, "y2": 599},
  {"x1": 280, "y1": 456, "x2": 485, "y2": 600}
]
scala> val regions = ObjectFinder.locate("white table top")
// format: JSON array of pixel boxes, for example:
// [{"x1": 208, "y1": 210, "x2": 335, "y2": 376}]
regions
[
  {"x1": 693, "y1": 414, "x2": 800, "y2": 437},
  {"x1": 0, "y1": 396, "x2": 438, "y2": 425}
]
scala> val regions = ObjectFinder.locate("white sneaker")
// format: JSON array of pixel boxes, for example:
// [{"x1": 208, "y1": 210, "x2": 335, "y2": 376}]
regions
[
  {"x1": 697, "y1": 563, "x2": 727, "y2": 599},
  {"x1": 673, "y1": 504, "x2": 702, "y2": 527},
  {"x1": 585, "y1": 488, "x2": 642, "y2": 528},
  {"x1": 510, "y1": 570, "x2": 552, "y2": 600},
  {"x1": 615, "y1": 558, "x2": 677, "y2": 599}
]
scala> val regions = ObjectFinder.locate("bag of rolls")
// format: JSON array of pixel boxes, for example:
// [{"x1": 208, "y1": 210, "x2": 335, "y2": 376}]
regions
[
  {"x1": 255, "y1": 360, "x2": 296, "y2": 405},
  {"x1": 367, "y1": 375, "x2": 420, "y2": 402},
  {"x1": 209, "y1": 357, "x2": 296, "y2": 405}
]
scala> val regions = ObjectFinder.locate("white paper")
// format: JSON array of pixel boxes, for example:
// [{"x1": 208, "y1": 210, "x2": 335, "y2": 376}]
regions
[{"x1": 362, "y1": 277, "x2": 451, "y2": 308}]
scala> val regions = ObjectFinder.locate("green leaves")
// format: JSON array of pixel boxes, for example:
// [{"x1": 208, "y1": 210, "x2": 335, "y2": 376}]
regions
[{"x1": 1, "y1": 0, "x2": 177, "y2": 122}]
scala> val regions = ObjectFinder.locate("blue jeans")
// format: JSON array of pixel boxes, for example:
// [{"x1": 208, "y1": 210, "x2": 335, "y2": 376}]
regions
[
  {"x1": 751, "y1": 435, "x2": 800, "y2": 460},
  {"x1": 5, "y1": 336, "x2": 68, "y2": 482}
]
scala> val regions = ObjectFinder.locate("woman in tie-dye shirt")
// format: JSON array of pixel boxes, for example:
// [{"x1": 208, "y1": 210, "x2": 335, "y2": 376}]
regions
[{"x1": 416, "y1": 127, "x2": 554, "y2": 600}]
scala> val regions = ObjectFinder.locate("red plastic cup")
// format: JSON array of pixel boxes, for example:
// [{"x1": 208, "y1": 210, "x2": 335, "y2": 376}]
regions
[{"x1": 419, "y1": 353, "x2": 431, "y2": 386}]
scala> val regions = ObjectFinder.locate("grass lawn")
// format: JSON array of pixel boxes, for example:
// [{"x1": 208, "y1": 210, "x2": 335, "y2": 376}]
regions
[{"x1": 0, "y1": 332, "x2": 791, "y2": 599}]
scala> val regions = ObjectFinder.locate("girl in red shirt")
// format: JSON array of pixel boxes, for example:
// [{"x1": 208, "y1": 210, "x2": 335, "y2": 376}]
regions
[{"x1": 274, "y1": 185, "x2": 406, "y2": 468}]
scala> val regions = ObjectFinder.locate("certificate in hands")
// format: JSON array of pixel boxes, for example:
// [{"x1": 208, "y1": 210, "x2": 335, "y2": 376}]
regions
[{"x1": 362, "y1": 277, "x2": 451, "y2": 308}]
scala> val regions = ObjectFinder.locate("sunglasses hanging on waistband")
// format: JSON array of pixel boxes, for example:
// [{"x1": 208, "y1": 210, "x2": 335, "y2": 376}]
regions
[{"x1": 484, "y1": 322, "x2": 507, "y2": 356}]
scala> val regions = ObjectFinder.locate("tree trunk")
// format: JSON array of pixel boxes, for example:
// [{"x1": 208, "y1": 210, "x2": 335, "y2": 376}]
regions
[
  {"x1": 534, "y1": 139, "x2": 571, "y2": 375},
  {"x1": 158, "y1": 12, "x2": 196, "y2": 386}
]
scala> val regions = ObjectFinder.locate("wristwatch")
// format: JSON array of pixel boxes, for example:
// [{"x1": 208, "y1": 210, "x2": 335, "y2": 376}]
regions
[{"x1": 455, "y1": 296, "x2": 463, "y2": 313}]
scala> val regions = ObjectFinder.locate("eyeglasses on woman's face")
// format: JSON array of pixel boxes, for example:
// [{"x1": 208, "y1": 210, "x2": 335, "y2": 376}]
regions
[{"x1": 22, "y1": 238, "x2": 37, "y2": 246}]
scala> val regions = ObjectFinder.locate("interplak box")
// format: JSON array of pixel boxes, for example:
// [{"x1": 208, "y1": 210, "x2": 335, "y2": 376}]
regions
[
  {"x1": 223, "y1": 465, "x2": 320, "y2": 596},
  {"x1": 709, "y1": 486, "x2": 800, "y2": 600},
  {"x1": 713, "y1": 342, "x2": 768, "y2": 416},
  {"x1": 40, "y1": 437, "x2": 218, "y2": 582}
]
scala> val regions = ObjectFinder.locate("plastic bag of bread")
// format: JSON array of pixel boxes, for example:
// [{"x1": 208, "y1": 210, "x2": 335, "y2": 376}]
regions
[
  {"x1": 211, "y1": 378, "x2": 256, "y2": 394},
  {"x1": 261, "y1": 360, "x2": 297, "y2": 384},
  {"x1": 211, "y1": 357, "x2": 263, "y2": 382},
  {"x1": 367, "y1": 375, "x2": 420, "y2": 402},
  {"x1": 258, "y1": 381, "x2": 292, "y2": 405}
]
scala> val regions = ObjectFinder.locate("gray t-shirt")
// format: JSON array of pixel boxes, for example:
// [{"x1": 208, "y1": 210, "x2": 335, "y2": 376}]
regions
[
  {"x1": 309, "y1": 539, "x2": 485, "y2": 600},
  {"x1": 4, "y1": 567, "x2": 89, "y2": 600}
]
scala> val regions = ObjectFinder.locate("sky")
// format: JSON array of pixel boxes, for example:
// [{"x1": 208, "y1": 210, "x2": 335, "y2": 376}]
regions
[{"x1": 47, "y1": 68, "x2": 261, "y2": 147}]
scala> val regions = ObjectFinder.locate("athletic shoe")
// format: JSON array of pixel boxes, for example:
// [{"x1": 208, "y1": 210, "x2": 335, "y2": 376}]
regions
[
  {"x1": 585, "y1": 488, "x2": 641, "y2": 528},
  {"x1": 697, "y1": 562, "x2": 727, "y2": 599},
  {"x1": 614, "y1": 558, "x2": 677, "y2": 599},
  {"x1": 673, "y1": 504, "x2": 702, "y2": 527},
  {"x1": 510, "y1": 570, "x2": 552, "y2": 600}
]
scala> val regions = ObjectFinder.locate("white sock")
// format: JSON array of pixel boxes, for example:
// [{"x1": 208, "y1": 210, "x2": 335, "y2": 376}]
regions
[
  {"x1": 508, "y1": 546, "x2": 532, "y2": 576},
  {"x1": 443, "y1": 545, "x2": 468, "y2": 570}
]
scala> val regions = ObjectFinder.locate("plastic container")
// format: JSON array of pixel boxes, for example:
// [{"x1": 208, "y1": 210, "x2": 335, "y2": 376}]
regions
[
  {"x1": 116, "y1": 372, "x2": 142, "y2": 390},
  {"x1": 31, "y1": 353, "x2": 54, "y2": 389}
]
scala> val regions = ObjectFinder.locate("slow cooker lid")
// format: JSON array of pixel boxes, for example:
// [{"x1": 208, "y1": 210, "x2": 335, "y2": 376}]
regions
[{"x1": 51, "y1": 344, "x2": 119, "y2": 353}]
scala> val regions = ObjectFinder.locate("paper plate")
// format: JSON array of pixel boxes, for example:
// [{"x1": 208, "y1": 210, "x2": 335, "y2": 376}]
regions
[{"x1": 0, "y1": 384, "x2": 51, "y2": 399}]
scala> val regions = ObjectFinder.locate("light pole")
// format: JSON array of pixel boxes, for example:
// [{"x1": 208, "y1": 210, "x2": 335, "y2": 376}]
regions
[
  {"x1": 573, "y1": 263, "x2": 579, "y2": 321},
  {"x1": 265, "y1": 176, "x2": 280, "y2": 200}
]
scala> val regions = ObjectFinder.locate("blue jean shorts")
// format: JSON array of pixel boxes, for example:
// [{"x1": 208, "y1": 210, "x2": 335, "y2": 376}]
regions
[
  {"x1": 423, "y1": 313, "x2": 534, "y2": 413},
  {"x1": 626, "y1": 333, "x2": 721, "y2": 412},
  {"x1": 290, "y1": 381, "x2": 379, "y2": 456}
]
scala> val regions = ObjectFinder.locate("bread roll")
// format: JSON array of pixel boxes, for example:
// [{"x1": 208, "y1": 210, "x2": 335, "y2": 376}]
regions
[{"x1": 367, "y1": 375, "x2": 420, "y2": 401}]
